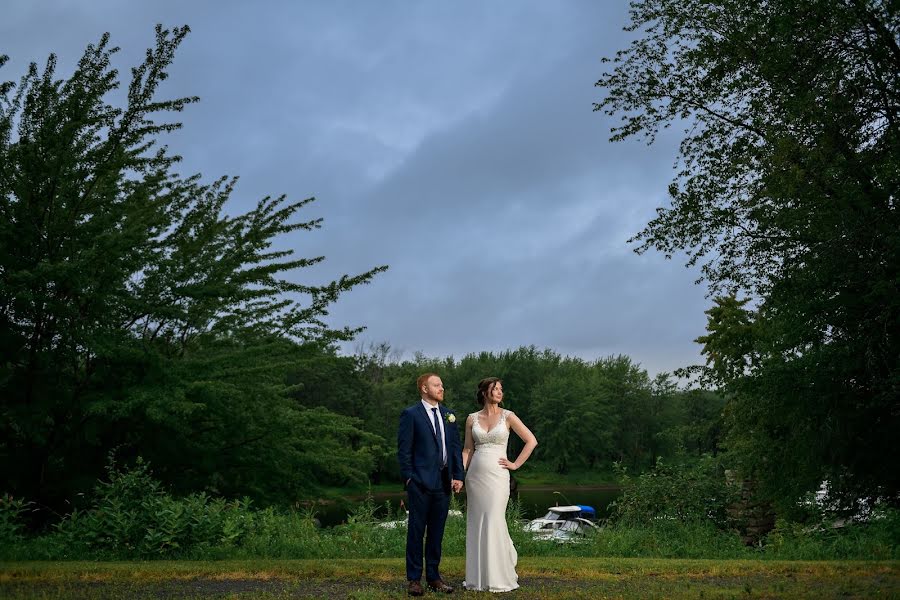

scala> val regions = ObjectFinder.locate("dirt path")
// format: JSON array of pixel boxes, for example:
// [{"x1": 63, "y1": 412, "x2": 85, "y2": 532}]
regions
[{"x1": 3, "y1": 572, "x2": 898, "y2": 600}]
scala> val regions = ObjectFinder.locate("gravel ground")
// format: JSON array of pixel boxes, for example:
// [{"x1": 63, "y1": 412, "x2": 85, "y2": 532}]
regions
[{"x1": 2, "y1": 573, "x2": 898, "y2": 600}]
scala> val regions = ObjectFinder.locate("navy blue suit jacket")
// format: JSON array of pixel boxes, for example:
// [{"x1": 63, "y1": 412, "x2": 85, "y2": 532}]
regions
[{"x1": 398, "y1": 402, "x2": 464, "y2": 492}]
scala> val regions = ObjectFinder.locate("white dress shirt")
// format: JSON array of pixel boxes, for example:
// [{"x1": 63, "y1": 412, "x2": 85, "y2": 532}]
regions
[{"x1": 421, "y1": 398, "x2": 447, "y2": 466}]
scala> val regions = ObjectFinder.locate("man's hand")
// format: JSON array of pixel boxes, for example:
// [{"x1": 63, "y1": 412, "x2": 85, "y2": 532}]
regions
[{"x1": 451, "y1": 479, "x2": 464, "y2": 493}]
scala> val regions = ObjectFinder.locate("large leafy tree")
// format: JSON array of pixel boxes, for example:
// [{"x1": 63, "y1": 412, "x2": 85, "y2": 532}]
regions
[
  {"x1": 597, "y1": 1, "x2": 899, "y2": 508},
  {"x1": 0, "y1": 26, "x2": 386, "y2": 511}
]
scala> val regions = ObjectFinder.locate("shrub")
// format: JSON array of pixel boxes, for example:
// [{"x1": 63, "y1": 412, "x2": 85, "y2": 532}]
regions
[
  {"x1": 764, "y1": 508, "x2": 900, "y2": 560},
  {"x1": 610, "y1": 455, "x2": 735, "y2": 527},
  {"x1": 53, "y1": 457, "x2": 259, "y2": 558},
  {"x1": 0, "y1": 494, "x2": 32, "y2": 543}
]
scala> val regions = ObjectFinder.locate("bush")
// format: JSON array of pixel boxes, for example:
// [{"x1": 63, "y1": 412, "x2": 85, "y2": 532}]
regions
[
  {"x1": 610, "y1": 455, "x2": 735, "y2": 527},
  {"x1": 764, "y1": 508, "x2": 900, "y2": 560},
  {"x1": 0, "y1": 494, "x2": 33, "y2": 544},
  {"x1": 52, "y1": 458, "x2": 260, "y2": 558}
]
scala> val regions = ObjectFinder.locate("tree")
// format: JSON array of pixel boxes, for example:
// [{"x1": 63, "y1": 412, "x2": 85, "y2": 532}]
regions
[
  {"x1": 598, "y1": 356, "x2": 666, "y2": 470},
  {"x1": 659, "y1": 389, "x2": 725, "y2": 457},
  {"x1": 596, "y1": 0, "x2": 899, "y2": 508},
  {"x1": 0, "y1": 26, "x2": 386, "y2": 512}
]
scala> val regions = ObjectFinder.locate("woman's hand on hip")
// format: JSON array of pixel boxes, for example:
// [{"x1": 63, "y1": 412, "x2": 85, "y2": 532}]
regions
[{"x1": 498, "y1": 458, "x2": 518, "y2": 470}]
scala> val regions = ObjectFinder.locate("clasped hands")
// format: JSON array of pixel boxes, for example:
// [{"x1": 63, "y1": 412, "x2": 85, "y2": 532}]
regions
[{"x1": 451, "y1": 479, "x2": 464, "y2": 493}]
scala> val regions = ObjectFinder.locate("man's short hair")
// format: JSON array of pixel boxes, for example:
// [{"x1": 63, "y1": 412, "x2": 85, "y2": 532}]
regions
[{"x1": 417, "y1": 372, "x2": 439, "y2": 395}]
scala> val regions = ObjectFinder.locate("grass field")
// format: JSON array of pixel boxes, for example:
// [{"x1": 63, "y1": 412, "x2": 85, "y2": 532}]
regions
[{"x1": 1, "y1": 557, "x2": 897, "y2": 599}]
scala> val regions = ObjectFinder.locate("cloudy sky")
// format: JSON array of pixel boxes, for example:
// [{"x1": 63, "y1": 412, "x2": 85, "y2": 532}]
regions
[{"x1": 3, "y1": 1, "x2": 710, "y2": 376}]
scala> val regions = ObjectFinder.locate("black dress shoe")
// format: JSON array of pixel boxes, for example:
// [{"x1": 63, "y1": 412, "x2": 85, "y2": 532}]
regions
[
  {"x1": 408, "y1": 580, "x2": 424, "y2": 596},
  {"x1": 428, "y1": 579, "x2": 454, "y2": 593}
]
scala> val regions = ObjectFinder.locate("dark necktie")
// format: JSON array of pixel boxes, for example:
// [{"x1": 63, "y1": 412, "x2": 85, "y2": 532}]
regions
[{"x1": 431, "y1": 407, "x2": 446, "y2": 467}]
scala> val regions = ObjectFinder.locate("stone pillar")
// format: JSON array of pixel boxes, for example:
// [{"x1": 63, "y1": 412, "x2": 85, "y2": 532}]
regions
[{"x1": 725, "y1": 470, "x2": 776, "y2": 545}]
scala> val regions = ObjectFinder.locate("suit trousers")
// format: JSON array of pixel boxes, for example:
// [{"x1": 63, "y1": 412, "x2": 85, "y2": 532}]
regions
[{"x1": 406, "y1": 468, "x2": 450, "y2": 582}]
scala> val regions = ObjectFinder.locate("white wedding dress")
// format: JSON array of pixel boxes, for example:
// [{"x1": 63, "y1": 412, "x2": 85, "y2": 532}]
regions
[{"x1": 463, "y1": 409, "x2": 519, "y2": 592}]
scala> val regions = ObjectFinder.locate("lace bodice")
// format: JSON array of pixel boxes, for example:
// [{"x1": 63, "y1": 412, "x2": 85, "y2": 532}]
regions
[{"x1": 470, "y1": 409, "x2": 510, "y2": 448}]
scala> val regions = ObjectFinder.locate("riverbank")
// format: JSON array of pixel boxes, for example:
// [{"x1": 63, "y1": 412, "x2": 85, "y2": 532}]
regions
[
  {"x1": 314, "y1": 469, "x2": 619, "y2": 504},
  {"x1": 514, "y1": 466, "x2": 618, "y2": 487},
  {"x1": 2, "y1": 557, "x2": 896, "y2": 599},
  {"x1": 305, "y1": 481, "x2": 621, "y2": 527}
]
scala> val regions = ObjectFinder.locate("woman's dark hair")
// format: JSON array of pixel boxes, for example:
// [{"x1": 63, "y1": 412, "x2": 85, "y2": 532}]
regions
[{"x1": 475, "y1": 377, "x2": 502, "y2": 406}]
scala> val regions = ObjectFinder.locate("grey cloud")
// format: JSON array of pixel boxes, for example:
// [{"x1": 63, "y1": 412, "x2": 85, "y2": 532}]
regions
[{"x1": 3, "y1": 0, "x2": 711, "y2": 376}]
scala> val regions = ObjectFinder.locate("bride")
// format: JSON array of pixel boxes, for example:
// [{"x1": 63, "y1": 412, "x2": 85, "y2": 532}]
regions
[{"x1": 462, "y1": 377, "x2": 538, "y2": 592}]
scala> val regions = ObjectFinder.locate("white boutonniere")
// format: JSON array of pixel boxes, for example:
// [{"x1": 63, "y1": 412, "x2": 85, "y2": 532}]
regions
[{"x1": 445, "y1": 412, "x2": 456, "y2": 424}]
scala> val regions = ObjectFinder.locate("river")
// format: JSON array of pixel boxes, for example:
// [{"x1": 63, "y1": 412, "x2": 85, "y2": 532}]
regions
[{"x1": 313, "y1": 485, "x2": 621, "y2": 527}]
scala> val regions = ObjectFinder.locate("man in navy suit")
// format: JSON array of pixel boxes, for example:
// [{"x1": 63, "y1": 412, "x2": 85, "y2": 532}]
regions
[{"x1": 398, "y1": 373, "x2": 464, "y2": 596}]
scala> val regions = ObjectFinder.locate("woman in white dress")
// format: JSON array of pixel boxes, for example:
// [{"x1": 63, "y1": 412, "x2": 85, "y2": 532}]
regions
[{"x1": 462, "y1": 377, "x2": 538, "y2": 592}]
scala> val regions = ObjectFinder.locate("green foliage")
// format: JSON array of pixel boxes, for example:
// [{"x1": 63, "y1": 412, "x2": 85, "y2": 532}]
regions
[
  {"x1": 657, "y1": 389, "x2": 724, "y2": 458},
  {"x1": 361, "y1": 345, "x2": 720, "y2": 479},
  {"x1": 50, "y1": 458, "x2": 260, "y2": 558},
  {"x1": 3, "y1": 461, "x2": 895, "y2": 561},
  {"x1": 764, "y1": 509, "x2": 900, "y2": 560},
  {"x1": 527, "y1": 355, "x2": 680, "y2": 473},
  {"x1": 231, "y1": 505, "x2": 325, "y2": 560},
  {"x1": 0, "y1": 494, "x2": 32, "y2": 544},
  {"x1": 590, "y1": 520, "x2": 749, "y2": 559},
  {"x1": 529, "y1": 360, "x2": 614, "y2": 473},
  {"x1": 692, "y1": 296, "x2": 758, "y2": 384},
  {"x1": 0, "y1": 26, "x2": 385, "y2": 515},
  {"x1": 597, "y1": 0, "x2": 900, "y2": 508},
  {"x1": 129, "y1": 337, "x2": 385, "y2": 503},
  {"x1": 611, "y1": 456, "x2": 735, "y2": 527}
]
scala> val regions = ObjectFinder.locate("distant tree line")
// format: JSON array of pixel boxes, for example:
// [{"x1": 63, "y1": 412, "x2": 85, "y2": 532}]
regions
[{"x1": 351, "y1": 345, "x2": 723, "y2": 484}]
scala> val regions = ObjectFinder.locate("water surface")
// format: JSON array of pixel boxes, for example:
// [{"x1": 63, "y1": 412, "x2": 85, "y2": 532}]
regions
[{"x1": 315, "y1": 484, "x2": 620, "y2": 527}]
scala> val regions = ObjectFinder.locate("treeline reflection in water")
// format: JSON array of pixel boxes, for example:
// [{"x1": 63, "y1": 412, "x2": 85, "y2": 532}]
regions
[{"x1": 313, "y1": 485, "x2": 621, "y2": 528}]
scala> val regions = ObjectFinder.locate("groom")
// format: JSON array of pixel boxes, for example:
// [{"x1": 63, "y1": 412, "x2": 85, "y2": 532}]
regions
[{"x1": 397, "y1": 373, "x2": 464, "y2": 596}]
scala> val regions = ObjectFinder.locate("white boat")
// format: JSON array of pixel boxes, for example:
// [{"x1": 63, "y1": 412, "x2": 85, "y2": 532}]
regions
[{"x1": 526, "y1": 505, "x2": 599, "y2": 541}]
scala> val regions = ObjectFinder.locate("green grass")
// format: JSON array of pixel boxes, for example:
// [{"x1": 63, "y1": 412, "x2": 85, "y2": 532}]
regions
[
  {"x1": 6, "y1": 508, "x2": 897, "y2": 563},
  {"x1": 1, "y1": 557, "x2": 897, "y2": 599}
]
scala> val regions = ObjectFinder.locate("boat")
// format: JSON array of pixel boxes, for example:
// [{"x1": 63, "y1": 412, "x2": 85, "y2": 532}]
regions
[{"x1": 526, "y1": 505, "x2": 599, "y2": 541}]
